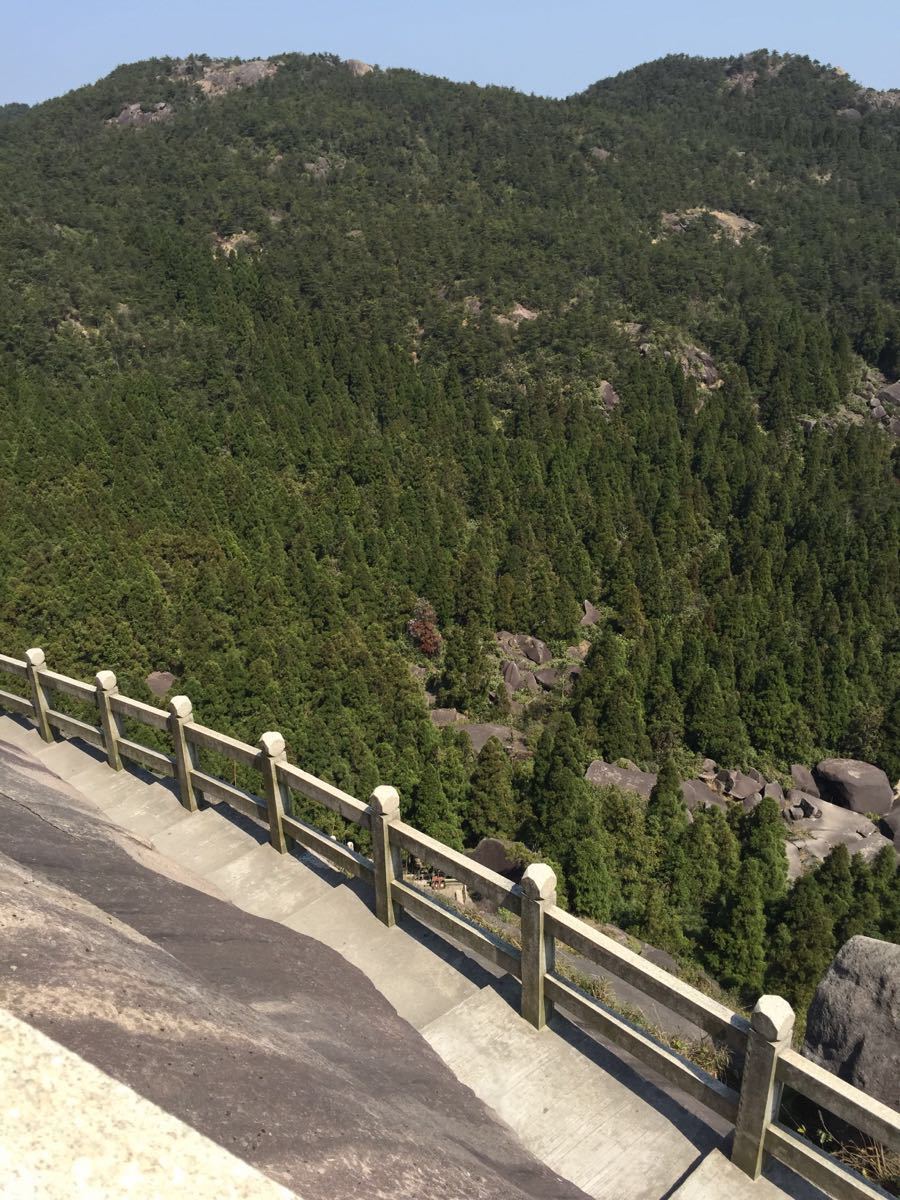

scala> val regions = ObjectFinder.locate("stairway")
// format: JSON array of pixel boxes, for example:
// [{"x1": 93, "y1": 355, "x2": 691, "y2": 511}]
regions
[{"x1": 0, "y1": 714, "x2": 814, "y2": 1200}]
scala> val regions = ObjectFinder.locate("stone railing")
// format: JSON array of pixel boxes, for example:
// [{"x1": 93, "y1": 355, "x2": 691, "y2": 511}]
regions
[{"x1": 1, "y1": 647, "x2": 897, "y2": 1199}]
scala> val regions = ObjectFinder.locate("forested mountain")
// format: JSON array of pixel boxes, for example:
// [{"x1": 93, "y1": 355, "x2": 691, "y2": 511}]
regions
[{"x1": 0, "y1": 49, "x2": 897, "y2": 1013}]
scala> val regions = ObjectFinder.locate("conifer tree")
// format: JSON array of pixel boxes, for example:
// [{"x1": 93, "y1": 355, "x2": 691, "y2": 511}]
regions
[
  {"x1": 767, "y1": 874, "x2": 835, "y2": 1014},
  {"x1": 466, "y1": 737, "x2": 519, "y2": 844},
  {"x1": 710, "y1": 858, "x2": 768, "y2": 996},
  {"x1": 410, "y1": 763, "x2": 463, "y2": 850},
  {"x1": 740, "y1": 797, "x2": 788, "y2": 905}
]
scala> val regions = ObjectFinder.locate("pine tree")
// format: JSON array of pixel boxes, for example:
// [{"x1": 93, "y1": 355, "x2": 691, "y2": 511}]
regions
[
  {"x1": 710, "y1": 858, "x2": 767, "y2": 996},
  {"x1": 410, "y1": 763, "x2": 463, "y2": 850},
  {"x1": 767, "y1": 875, "x2": 835, "y2": 1014},
  {"x1": 466, "y1": 737, "x2": 519, "y2": 843},
  {"x1": 740, "y1": 797, "x2": 788, "y2": 905}
]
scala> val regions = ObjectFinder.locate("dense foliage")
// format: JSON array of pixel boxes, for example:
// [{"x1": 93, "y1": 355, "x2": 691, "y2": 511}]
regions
[{"x1": 0, "y1": 48, "x2": 897, "y2": 1011}]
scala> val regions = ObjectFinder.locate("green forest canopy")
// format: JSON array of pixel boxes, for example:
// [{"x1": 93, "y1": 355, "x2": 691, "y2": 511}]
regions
[{"x1": 0, "y1": 48, "x2": 897, "y2": 1012}]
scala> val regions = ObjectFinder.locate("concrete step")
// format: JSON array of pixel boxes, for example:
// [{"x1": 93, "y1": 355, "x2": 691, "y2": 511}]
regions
[
  {"x1": 150, "y1": 808, "x2": 265, "y2": 875},
  {"x1": 102, "y1": 784, "x2": 193, "y2": 838},
  {"x1": 206, "y1": 844, "x2": 340, "y2": 923},
  {"x1": 421, "y1": 984, "x2": 719, "y2": 1200},
  {"x1": 282, "y1": 880, "x2": 488, "y2": 1030},
  {"x1": 667, "y1": 1147, "x2": 819, "y2": 1199}
]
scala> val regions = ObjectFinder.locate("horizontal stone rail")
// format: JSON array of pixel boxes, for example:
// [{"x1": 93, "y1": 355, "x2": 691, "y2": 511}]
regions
[
  {"x1": 1, "y1": 647, "x2": 897, "y2": 1198},
  {"x1": 547, "y1": 907, "x2": 750, "y2": 1053}
]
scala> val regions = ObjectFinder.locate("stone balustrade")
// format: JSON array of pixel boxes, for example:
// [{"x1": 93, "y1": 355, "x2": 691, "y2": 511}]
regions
[{"x1": 0, "y1": 647, "x2": 897, "y2": 1199}]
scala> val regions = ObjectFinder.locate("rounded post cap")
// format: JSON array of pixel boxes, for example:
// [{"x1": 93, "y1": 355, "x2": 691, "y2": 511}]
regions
[
  {"x1": 369, "y1": 785, "x2": 401, "y2": 817},
  {"x1": 25, "y1": 648, "x2": 46, "y2": 667},
  {"x1": 168, "y1": 695, "x2": 193, "y2": 720},
  {"x1": 751, "y1": 994, "x2": 795, "y2": 1041},
  {"x1": 95, "y1": 670, "x2": 117, "y2": 692},
  {"x1": 258, "y1": 731, "x2": 286, "y2": 757},
  {"x1": 521, "y1": 862, "x2": 557, "y2": 901}
]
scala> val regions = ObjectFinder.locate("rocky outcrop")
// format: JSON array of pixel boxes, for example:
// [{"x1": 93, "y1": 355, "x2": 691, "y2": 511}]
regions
[
  {"x1": 803, "y1": 936, "x2": 900, "y2": 1114},
  {"x1": 495, "y1": 302, "x2": 540, "y2": 327},
  {"x1": 786, "y1": 797, "x2": 892, "y2": 865},
  {"x1": 784, "y1": 790, "x2": 822, "y2": 821},
  {"x1": 680, "y1": 778, "x2": 724, "y2": 812},
  {"x1": 880, "y1": 806, "x2": 900, "y2": 848},
  {"x1": 596, "y1": 382, "x2": 620, "y2": 413},
  {"x1": 580, "y1": 599, "x2": 601, "y2": 626},
  {"x1": 345, "y1": 59, "x2": 374, "y2": 77},
  {"x1": 659, "y1": 207, "x2": 759, "y2": 244},
  {"x1": 496, "y1": 631, "x2": 552, "y2": 666},
  {"x1": 791, "y1": 764, "x2": 820, "y2": 797},
  {"x1": 585, "y1": 760, "x2": 656, "y2": 799},
  {"x1": 170, "y1": 58, "x2": 279, "y2": 96},
  {"x1": 461, "y1": 723, "x2": 530, "y2": 758},
  {"x1": 534, "y1": 668, "x2": 561, "y2": 690},
  {"x1": 813, "y1": 759, "x2": 894, "y2": 815},
  {"x1": 108, "y1": 102, "x2": 174, "y2": 127},
  {"x1": 717, "y1": 769, "x2": 762, "y2": 802},
  {"x1": 430, "y1": 708, "x2": 462, "y2": 728},
  {"x1": 145, "y1": 671, "x2": 176, "y2": 697}
]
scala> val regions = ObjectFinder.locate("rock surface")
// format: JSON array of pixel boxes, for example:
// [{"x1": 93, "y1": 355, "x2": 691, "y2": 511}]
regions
[
  {"x1": 881, "y1": 806, "x2": 900, "y2": 846},
  {"x1": 0, "y1": 739, "x2": 583, "y2": 1200},
  {"x1": 585, "y1": 760, "x2": 656, "y2": 799},
  {"x1": 146, "y1": 670, "x2": 176, "y2": 697},
  {"x1": 681, "y1": 778, "x2": 723, "y2": 812},
  {"x1": 791, "y1": 765, "x2": 820, "y2": 797},
  {"x1": 429, "y1": 707, "x2": 461, "y2": 727},
  {"x1": 461, "y1": 723, "x2": 529, "y2": 758},
  {"x1": 109, "y1": 101, "x2": 174, "y2": 127},
  {"x1": 813, "y1": 759, "x2": 894, "y2": 815},
  {"x1": 786, "y1": 797, "x2": 892, "y2": 864},
  {"x1": 580, "y1": 598, "x2": 602, "y2": 625},
  {"x1": 803, "y1": 936, "x2": 900, "y2": 1114},
  {"x1": 534, "y1": 667, "x2": 561, "y2": 690}
]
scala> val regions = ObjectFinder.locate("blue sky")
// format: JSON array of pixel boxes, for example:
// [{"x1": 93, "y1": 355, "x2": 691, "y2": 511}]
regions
[{"x1": 3, "y1": 0, "x2": 898, "y2": 106}]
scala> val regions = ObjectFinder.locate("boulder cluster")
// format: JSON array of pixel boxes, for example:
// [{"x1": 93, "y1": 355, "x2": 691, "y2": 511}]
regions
[{"x1": 584, "y1": 755, "x2": 899, "y2": 874}]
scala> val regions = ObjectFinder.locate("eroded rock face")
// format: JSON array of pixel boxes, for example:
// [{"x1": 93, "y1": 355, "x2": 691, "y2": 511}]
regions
[
  {"x1": 501, "y1": 661, "x2": 522, "y2": 692},
  {"x1": 813, "y1": 759, "x2": 894, "y2": 815},
  {"x1": 145, "y1": 671, "x2": 176, "y2": 698},
  {"x1": 580, "y1": 598, "x2": 601, "y2": 626},
  {"x1": 585, "y1": 760, "x2": 656, "y2": 799},
  {"x1": 108, "y1": 102, "x2": 174, "y2": 127},
  {"x1": 803, "y1": 936, "x2": 900, "y2": 1113},
  {"x1": 461, "y1": 723, "x2": 529, "y2": 758},
  {"x1": 791, "y1": 764, "x2": 820, "y2": 798},
  {"x1": 680, "y1": 778, "x2": 723, "y2": 811},
  {"x1": 346, "y1": 59, "x2": 374, "y2": 77},
  {"x1": 170, "y1": 58, "x2": 279, "y2": 96},
  {"x1": 724, "y1": 771, "x2": 763, "y2": 802},
  {"x1": 880, "y1": 807, "x2": 900, "y2": 847},
  {"x1": 513, "y1": 634, "x2": 551, "y2": 665},
  {"x1": 429, "y1": 707, "x2": 461, "y2": 728},
  {"x1": 534, "y1": 668, "x2": 560, "y2": 690},
  {"x1": 786, "y1": 797, "x2": 892, "y2": 865}
]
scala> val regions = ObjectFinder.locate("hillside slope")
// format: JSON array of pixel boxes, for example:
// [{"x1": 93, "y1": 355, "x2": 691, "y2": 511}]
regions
[{"x1": 0, "y1": 49, "x2": 897, "y2": 1012}]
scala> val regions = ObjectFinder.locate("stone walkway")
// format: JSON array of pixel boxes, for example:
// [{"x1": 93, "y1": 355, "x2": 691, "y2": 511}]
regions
[{"x1": 0, "y1": 714, "x2": 826, "y2": 1200}]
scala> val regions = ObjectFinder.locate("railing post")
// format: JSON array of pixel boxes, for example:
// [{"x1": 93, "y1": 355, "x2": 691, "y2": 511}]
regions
[
  {"x1": 94, "y1": 670, "x2": 123, "y2": 771},
  {"x1": 168, "y1": 695, "x2": 199, "y2": 813},
  {"x1": 732, "y1": 994, "x2": 795, "y2": 1179},
  {"x1": 520, "y1": 863, "x2": 557, "y2": 1030},
  {"x1": 258, "y1": 732, "x2": 290, "y2": 854},
  {"x1": 24, "y1": 648, "x2": 53, "y2": 743},
  {"x1": 369, "y1": 785, "x2": 402, "y2": 928}
]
